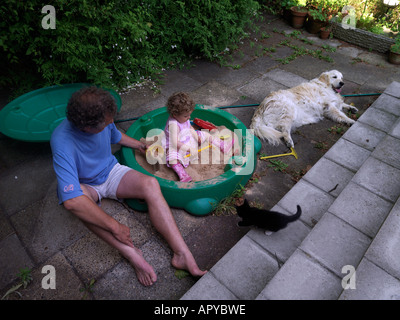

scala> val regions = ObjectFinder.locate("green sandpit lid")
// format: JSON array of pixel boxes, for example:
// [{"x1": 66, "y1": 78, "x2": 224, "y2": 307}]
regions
[{"x1": 0, "y1": 83, "x2": 121, "y2": 142}]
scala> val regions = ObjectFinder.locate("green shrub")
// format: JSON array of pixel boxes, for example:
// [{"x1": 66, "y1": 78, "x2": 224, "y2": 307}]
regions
[
  {"x1": 391, "y1": 36, "x2": 400, "y2": 53},
  {"x1": 0, "y1": 0, "x2": 260, "y2": 97}
]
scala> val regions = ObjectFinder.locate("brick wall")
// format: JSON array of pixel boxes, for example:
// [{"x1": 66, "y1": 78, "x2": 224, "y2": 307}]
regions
[{"x1": 332, "y1": 22, "x2": 395, "y2": 53}]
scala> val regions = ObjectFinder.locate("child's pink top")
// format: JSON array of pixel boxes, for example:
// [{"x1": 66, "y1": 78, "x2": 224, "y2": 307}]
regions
[{"x1": 164, "y1": 116, "x2": 197, "y2": 167}]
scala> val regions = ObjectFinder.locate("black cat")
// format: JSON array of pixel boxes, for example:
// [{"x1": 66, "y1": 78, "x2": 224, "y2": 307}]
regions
[{"x1": 236, "y1": 199, "x2": 302, "y2": 233}]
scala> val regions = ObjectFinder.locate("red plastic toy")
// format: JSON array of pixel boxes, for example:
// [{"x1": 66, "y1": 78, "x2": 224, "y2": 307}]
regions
[{"x1": 193, "y1": 118, "x2": 217, "y2": 130}]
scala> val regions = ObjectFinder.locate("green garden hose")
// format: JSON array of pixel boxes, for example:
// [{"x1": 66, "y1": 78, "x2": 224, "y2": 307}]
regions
[{"x1": 114, "y1": 93, "x2": 381, "y2": 123}]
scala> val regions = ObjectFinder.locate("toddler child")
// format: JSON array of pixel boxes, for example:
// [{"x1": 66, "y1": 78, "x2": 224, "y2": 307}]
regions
[{"x1": 164, "y1": 92, "x2": 233, "y2": 182}]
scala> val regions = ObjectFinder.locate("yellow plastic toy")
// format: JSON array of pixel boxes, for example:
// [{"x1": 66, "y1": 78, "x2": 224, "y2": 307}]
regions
[{"x1": 260, "y1": 147, "x2": 298, "y2": 160}]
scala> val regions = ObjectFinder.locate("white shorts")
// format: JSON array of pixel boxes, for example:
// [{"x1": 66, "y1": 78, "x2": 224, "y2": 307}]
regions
[{"x1": 84, "y1": 163, "x2": 132, "y2": 203}]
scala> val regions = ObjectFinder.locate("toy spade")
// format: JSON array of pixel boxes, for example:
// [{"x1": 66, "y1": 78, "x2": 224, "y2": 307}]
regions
[
  {"x1": 184, "y1": 144, "x2": 212, "y2": 158},
  {"x1": 260, "y1": 147, "x2": 298, "y2": 160}
]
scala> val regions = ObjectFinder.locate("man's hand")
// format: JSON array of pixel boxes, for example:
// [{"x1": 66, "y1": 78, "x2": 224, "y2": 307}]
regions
[
  {"x1": 119, "y1": 132, "x2": 147, "y2": 154},
  {"x1": 113, "y1": 222, "x2": 134, "y2": 248},
  {"x1": 137, "y1": 142, "x2": 147, "y2": 154}
]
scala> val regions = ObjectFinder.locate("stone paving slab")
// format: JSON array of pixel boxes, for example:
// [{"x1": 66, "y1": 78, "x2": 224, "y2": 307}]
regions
[
  {"x1": 365, "y1": 198, "x2": 400, "y2": 281},
  {"x1": 372, "y1": 93, "x2": 400, "y2": 117},
  {"x1": 341, "y1": 121, "x2": 387, "y2": 151},
  {"x1": 352, "y1": 157, "x2": 400, "y2": 203},
  {"x1": 0, "y1": 234, "x2": 34, "y2": 289},
  {"x1": 246, "y1": 205, "x2": 311, "y2": 263},
  {"x1": 17, "y1": 253, "x2": 84, "y2": 300},
  {"x1": 323, "y1": 138, "x2": 371, "y2": 172},
  {"x1": 328, "y1": 182, "x2": 393, "y2": 238},
  {"x1": 302, "y1": 157, "x2": 355, "y2": 198},
  {"x1": 357, "y1": 107, "x2": 398, "y2": 133},
  {"x1": 25, "y1": 182, "x2": 88, "y2": 264},
  {"x1": 262, "y1": 69, "x2": 307, "y2": 88},
  {"x1": 238, "y1": 77, "x2": 286, "y2": 103},
  {"x1": 190, "y1": 80, "x2": 242, "y2": 107},
  {"x1": 0, "y1": 154, "x2": 55, "y2": 217},
  {"x1": 390, "y1": 118, "x2": 400, "y2": 139},
  {"x1": 256, "y1": 249, "x2": 343, "y2": 300},
  {"x1": 277, "y1": 179, "x2": 335, "y2": 227},
  {"x1": 205, "y1": 236, "x2": 279, "y2": 300},
  {"x1": 93, "y1": 238, "x2": 195, "y2": 300},
  {"x1": 300, "y1": 212, "x2": 371, "y2": 277},
  {"x1": 371, "y1": 135, "x2": 400, "y2": 170},
  {"x1": 339, "y1": 258, "x2": 400, "y2": 300},
  {"x1": 181, "y1": 272, "x2": 238, "y2": 300},
  {"x1": 385, "y1": 81, "x2": 400, "y2": 98}
]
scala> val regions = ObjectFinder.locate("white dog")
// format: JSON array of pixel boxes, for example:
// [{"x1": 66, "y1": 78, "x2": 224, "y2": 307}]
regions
[{"x1": 250, "y1": 70, "x2": 358, "y2": 148}]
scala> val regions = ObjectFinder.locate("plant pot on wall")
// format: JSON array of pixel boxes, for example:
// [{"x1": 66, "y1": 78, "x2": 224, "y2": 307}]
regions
[{"x1": 290, "y1": 6, "x2": 308, "y2": 29}]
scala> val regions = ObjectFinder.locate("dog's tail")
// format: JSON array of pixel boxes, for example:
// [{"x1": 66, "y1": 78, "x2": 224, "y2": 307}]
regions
[{"x1": 251, "y1": 122, "x2": 283, "y2": 146}]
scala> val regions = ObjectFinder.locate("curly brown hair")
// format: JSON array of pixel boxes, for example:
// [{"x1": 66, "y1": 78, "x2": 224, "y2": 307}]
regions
[
  {"x1": 166, "y1": 92, "x2": 195, "y2": 116},
  {"x1": 66, "y1": 86, "x2": 117, "y2": 130}
]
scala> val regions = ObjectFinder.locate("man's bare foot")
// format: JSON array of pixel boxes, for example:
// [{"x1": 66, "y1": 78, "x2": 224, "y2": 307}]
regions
[
  {"x1": 123, "y1": 247, "x2": 157, "y2": 286},
  {"x1": 172, "y1": 251, "x2": 207, "y2": 277}
]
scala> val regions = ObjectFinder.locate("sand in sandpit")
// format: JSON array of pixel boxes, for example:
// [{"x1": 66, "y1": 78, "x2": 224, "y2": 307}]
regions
[{"x1": 136, "y1": 126, "x2": 240, "y2": 182}]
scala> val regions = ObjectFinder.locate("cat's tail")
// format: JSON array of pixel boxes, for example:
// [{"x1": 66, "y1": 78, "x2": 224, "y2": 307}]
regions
[{"x1": 288, "y1": 205, "x2": 302, "y2": 222}]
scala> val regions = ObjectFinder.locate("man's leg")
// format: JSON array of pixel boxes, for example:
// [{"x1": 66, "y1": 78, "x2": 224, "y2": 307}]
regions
[
  {"x1": 79, "y1": 184, "x2": 157, "y2": 286},
  {"x1": 116, "y1": 170, "x2": 207, "y2": 277}
]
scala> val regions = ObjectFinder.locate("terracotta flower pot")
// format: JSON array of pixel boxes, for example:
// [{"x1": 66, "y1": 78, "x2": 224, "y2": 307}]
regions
[
  {"x1": 306, "y1": 16, "x2": 326, "y2": 34},
  {"x1": 320, "y1": 27, "x2": 332, "y2": 39},
  {"x1": 290, "y1": 6, "x2": 308, "y2": 29}
]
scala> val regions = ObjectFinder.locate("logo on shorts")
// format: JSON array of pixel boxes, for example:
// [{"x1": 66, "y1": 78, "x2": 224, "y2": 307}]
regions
[{"x1": 63, "y1": 184, "x2": 74, "y2": 192}]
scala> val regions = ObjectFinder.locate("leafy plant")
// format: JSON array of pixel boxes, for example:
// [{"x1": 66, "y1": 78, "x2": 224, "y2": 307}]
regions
[
  {"x1": 0, "y1": 0, "x2": 261, "y2": 97},
  {"x1": 322, "y1": 44, "x2": 336, "y2": 52},
  {"x1": 213, "y1": 184, "x2": 245, "y2": 216},
  {"x1": 282, "y1": 0, "x2": 301, "y2": 9},
  {"x1": 328, "y1": 125, "x2": 345, "y2": 134},
  {"x1": 80, "y1": 278, "x2": 96, "y2": 300},
  {"x1": 308, "y1": 8, "x2": 328, "y2": 22},
  {"x1": 391, "y1": 36, "x2": 400, "y2": 54},
  {"x1": 174, "y1": 269, "x2": 189, "y2": 280},
  {"x1": 267, "y1": 160, "x2": 289, "y2": 172},
  {"x1": 306, "y1": 0, "x2": 347, "y2": 16},
  {"x1": 1, "y1": 268, "x2": 33, "y2": 300},
  {"x1": 291, "y1": 5, "x2": 309, "y2": 13}
]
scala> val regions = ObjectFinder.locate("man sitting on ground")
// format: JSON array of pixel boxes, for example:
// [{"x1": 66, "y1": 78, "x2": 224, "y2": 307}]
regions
[{"x1": 50, "y1": 86, "x2": 206, "y2": 286}]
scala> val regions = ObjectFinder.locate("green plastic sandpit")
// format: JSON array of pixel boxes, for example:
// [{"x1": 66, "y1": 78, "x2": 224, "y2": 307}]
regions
[
  {"x1": 0, "y1": 83, "x2": 121, "y2": 142},
  {"x1": 120, "y1": 105, "x2": 261, "y2": 216}
]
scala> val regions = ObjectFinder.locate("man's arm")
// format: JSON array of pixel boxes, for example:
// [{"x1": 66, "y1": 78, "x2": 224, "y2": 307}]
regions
[
  {"x1": 64, "y1": 195, "x2": 134, "y2": 248},
  {"x1": 118, "y1": 132, "x2": 147, "y2": 153}
]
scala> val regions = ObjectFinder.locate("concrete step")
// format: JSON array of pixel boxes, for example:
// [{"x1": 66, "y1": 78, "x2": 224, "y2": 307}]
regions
[{"x1": 181, "y1": 81, "x2": 400, "y2": 300}]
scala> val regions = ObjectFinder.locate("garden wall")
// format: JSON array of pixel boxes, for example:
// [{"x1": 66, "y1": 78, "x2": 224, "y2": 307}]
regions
[{"x1": 332, "y1": 22, "x2": 395, "y2": 53}]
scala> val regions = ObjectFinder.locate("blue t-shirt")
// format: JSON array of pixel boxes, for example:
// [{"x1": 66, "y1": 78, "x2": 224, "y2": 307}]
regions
[{"x1": 50, "y1": 119, "x2": 122, "y2": 204}]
